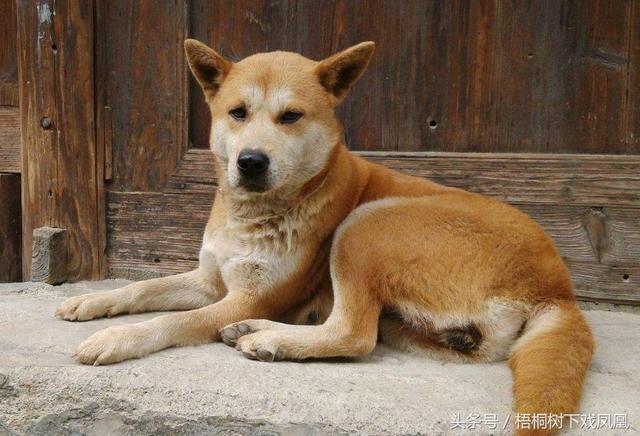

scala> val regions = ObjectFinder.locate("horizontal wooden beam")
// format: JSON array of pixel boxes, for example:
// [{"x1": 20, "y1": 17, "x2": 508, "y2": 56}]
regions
[
  {"x1": 0, "y1": 107, "x2": 21, "y2": 173},
  {"x1": 168, "y1": 149, "x2": 640, "y2": 207},
  {"x1": 361, "y1": 151, "x2": 640, "y2": 207},
  {"x1": 107, "y1": 189, "x2": 639, "y2": 304}
]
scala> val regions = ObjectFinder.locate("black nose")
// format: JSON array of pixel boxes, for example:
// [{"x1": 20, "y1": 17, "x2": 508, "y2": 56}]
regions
[{"x1": 237, "y1": 151, "x2": 270, "y2": 178}]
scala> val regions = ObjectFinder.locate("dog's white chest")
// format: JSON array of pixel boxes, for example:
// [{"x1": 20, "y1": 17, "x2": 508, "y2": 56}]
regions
[{"x1": 200, "y1": 223, "x2": 301, "y2": 293}]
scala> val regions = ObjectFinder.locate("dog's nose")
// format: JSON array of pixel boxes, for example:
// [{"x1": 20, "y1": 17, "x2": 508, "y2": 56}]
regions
[{"x1": 237, "y1": 150, "x2": 270, "y2": 178}]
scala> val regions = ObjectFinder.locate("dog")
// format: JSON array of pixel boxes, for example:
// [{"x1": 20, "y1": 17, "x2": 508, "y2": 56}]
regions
[{"x1": 56, "y1": 39, "x2": 594, "y2": 435}]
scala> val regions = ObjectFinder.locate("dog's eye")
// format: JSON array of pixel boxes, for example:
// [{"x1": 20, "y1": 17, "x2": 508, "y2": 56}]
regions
[
  {"x1": 280, "y1": 111, "x2": 303, "y2": 124},
  {"x1": 229, "y1": 107, "x2": 247, "y2": 121}
]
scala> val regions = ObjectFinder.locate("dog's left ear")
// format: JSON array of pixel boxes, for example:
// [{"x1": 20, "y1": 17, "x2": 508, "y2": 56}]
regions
[
  {"x1": 316, "y1": 41, "x2": 375, "y2": 104},
  {"x1": 184, "y1": 39, "x2": 232, "y2": 100}
]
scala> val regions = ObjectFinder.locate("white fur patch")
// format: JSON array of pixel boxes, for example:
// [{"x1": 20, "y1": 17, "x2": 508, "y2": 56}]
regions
[
  {"x1": 243, "y1": 84, "x2": 265, "y2": 107},
  {"x1": 269, "y1": 86, "x2": 293, "y2": 112},
  {"x1": 200, "y1": 212, "x2": 309, "y2": 295},
  {"x1": 510, "y1": 305, "x2": 562, "y2": 355}
]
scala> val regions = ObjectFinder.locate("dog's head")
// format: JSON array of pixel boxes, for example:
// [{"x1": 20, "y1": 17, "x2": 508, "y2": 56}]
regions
[{"x1": 185, "y1": 39, "x2": 374, "y2": 198}]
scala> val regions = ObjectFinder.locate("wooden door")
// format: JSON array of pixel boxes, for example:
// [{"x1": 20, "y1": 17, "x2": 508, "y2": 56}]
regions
[
  {"x1": 100, "y1": 1, "x2": 640, "y2": 304},
  {"x1": 0, "y1": 0, "x2": 21, "y2": 282}
]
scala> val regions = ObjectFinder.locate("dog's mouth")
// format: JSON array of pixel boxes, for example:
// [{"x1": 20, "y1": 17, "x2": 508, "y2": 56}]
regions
[{"x1": 238, "y1": 179, "x2": 269, "y2": 193}]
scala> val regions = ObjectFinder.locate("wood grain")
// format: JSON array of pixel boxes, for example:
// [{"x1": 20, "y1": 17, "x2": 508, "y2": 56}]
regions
[
  {"x1": 362, "y1": 152, "x2": 640, "y2": 206},
  {"x1": 0, "y1": 0, "x2": 18, "y2": 106},
  {"x1": 568, "y1": 261, "x2": 638, "y2": 304},
  {"x1": 31, "y1": 226, "x2": 68, "y2": 285},
  {"x1": 166, "y1": 149, "x2": 640, "y2": 207},
  {"x1": 0, "y1": 174, "x2": 21, "y2": 282},
  {"x1": 106, "y1": 186, "x2": 640, "y2": 304},
  {"x1": 186, "y1": 0, "x2": 640, "y2": 154},
  {"x1": 0, "y1": 107, "x2": 20, "y2": 173},
  {"x1": 98, "y1": 0, "x2": 188, "y2": 192},
  {"x1": 106, "y1": 191, "x2": 212, "y2": 278},
  {"x1": 17, "y1": 0, "x2": 104, "y2": 281}
]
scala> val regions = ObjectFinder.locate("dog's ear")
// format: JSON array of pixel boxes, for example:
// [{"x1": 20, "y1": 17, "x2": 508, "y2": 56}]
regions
[
  {"x1": 316, "y1": 42, "x2": 375, "y2": 104},
  {"x1": 184, "y1": 39, "x2": 232, "y2": 99}
]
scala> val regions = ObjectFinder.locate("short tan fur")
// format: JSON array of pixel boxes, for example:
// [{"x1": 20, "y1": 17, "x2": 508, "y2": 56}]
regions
[{"x1": 57, "y1": 39, "x2": 594, "y2": 435}]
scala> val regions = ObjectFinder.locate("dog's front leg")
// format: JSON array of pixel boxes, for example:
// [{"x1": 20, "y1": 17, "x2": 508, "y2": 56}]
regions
[
  {"x1": 221, "y1": 281, "x2": 382, "y2": 362},
  {"x1": 56, "y1": 269, "x2": 223, "y2": 321},
  {"x1": 73, "y1": 290, "x2": 274, "y2": 365}
]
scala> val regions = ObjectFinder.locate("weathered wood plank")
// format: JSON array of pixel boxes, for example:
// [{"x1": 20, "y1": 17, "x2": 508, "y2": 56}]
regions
[
  {"x1": 106, "y1": 189, "x2": 640, "y2": 304},
  {"x1": 516, "y1": 204, "x2": 640, "y2": 266},
  {"x1": 0, "y1": 107, "x2": 20, "y2": 173},
  {"x1": 187, "y1": 0, "x2": 640, "y2": 154},
  {"x1": 110, "y1": 258, "x2": 199, "y2": 281},
  {"x1": 0, "y1": 0, "x2": 18, "y2": 106},
  {"x1": 363, "y1": 152, "x2": 640, "y2": 207},
  {"x1": 0, "y1": 174, "x2": 21, "y2": 282},
  {"x1": 567, "y1": 261, "x2": 638, "y2": 305},
  {"x1": 31, "y1": 227, "x2": 68, "y2": 285},
  {"x1": 106, "y1": 191, "x2": 212, "y2": 278},
  {"x1": 164, "y1": 147, "x2": 217, "y2": 193},
  {"x1": 167, "y1": 149, "x2": 640, "y2": 207},
  {"x1": 99, "y1": 0, "x2": 188, "y2": 191},
  {"x1": 626, "y1": 1, "x2": 640, "y2": 153},
  {"x1": 17, "y1": 0, "x2": 104, "y2": 280},
  {"x1": 564, "y1": 0, "x2": 636, "y2": 154}
]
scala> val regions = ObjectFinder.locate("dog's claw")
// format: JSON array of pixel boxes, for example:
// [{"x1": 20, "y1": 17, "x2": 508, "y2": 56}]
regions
[
  {"x1": 275, "y1": 348, "x2": 285, "y2": 361},
  {"x1": 242, "y1": 351, "x2": 258, "y2": 360}
]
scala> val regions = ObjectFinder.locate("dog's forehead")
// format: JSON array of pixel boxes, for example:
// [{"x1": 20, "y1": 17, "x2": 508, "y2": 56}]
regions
[{"x1": 225, "y1": 51, "x2": 322, "y2": 103}]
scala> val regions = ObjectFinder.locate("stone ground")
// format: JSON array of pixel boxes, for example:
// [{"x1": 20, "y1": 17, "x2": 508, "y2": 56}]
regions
[{"x1": 0, "y1": 280, "x2": 638, "y2": 435}]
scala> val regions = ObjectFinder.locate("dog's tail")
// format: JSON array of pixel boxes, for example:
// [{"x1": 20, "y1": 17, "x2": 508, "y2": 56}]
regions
[{"x1": 508, "y1": 299, "x2": 594, "y2": 435}]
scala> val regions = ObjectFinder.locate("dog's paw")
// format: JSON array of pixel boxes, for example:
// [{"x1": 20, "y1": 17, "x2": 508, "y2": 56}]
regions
[
  {"x1": 235, "y1": 330, "x2": 286, "y2": 362},
  {"x1": 74, "y1": 324, "x2": 150, "y2": 365},
  {"x1": 219, "y1": 320, "x2": 296, "y2": 362},
  {"x1": 219, "y1": 319, "x2": 285, "y2": 347},
  {"x1": 55, "y1": 293, "x2": 121, "y2": 321}
]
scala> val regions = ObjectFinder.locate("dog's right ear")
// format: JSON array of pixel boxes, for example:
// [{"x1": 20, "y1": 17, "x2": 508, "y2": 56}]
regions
[{"x1": 184, "y1": 39, "x2": 232, "y2": 99}]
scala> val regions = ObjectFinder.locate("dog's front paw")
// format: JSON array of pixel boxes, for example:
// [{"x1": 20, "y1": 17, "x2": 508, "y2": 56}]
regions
[
  {"x1": 56, "y1": 293, "x2": 121, "y2": 321},
  {"x1": 219, "y1": 319, "x2": 286, "y2": 347},
  {"x1": 220, "y1": 320, "x2": 293, "y2": 362},
  {"x1": 235, "y1": 330, "x2": 286, "y2": 362},
  {"x1": 74, "y1": 324, "x2": 151, "y2": 365}
]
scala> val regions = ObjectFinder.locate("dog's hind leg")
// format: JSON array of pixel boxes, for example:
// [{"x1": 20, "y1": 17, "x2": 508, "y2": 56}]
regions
[{"x1": 56, "y1": 269, "x2": 223, "y2": 321}]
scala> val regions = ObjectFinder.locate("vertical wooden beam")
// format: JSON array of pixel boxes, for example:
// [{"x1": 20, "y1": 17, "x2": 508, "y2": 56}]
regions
[
  {"x1": 0, "y1": 0, "x2": 18, "y2": 106},
  {"x1": 17, "y1": 0, "x2": 105, "y2": 281},
  {"x1": 0, "y1": 174, "x2": 22, "y2": 282}
]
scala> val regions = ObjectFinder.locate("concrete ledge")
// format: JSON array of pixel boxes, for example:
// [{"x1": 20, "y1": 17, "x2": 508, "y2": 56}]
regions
[{"x1": 1, "y1": 281, "x2": 638, "y2": 435}]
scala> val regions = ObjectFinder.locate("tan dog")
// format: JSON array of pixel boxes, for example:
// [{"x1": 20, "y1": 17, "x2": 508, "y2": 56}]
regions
[{"x1": 57, "y1": 39, "x2": 593, "y2": 435}]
